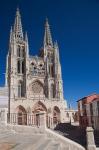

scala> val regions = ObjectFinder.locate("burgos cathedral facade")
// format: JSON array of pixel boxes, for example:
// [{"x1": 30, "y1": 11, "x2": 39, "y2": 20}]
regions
[{"x1": 5, "y1": 8, "x2": 67, "y2": 127}]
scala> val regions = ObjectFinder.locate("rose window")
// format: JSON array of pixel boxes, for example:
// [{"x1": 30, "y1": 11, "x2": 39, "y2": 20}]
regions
[{"x1": 32, "y1": 81, "x2": 43, "y2": 94}]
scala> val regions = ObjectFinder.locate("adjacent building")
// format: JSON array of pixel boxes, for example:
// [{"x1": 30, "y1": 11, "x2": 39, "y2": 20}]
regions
[{"x1": 78, "y1": 94, "x2": 99, "y2": 130}]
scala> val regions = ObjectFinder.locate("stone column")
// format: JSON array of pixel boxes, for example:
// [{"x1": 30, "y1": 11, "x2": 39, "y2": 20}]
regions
[
  {"x1": 27, "y1": 113, "x2": 29, "y2": 125},
  {"x1": 49, "y1": 114, "x2": 53, "y2": 129},
  {"x1": 86, "y1": 127, "x2": 96, "y2": 150}
]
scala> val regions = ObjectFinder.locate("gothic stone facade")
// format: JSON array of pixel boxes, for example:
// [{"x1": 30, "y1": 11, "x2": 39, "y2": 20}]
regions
[{"x1": 6, "y1": 8, "x2": 67, "y2": 127}]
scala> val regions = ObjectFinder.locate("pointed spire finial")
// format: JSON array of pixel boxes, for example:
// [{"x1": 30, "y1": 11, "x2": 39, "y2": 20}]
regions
[
  {"x1": 44, "y1": 18, "x2": 53, "y2": 47},
  {"x1": 25, "y1": 32, "x2": 29, "y2": 56},
  {"x1": 16, "y1": 7, "x2": 19, "y2": 13},
  {"x1": 10, "y1": 26, "x2": 13, "y2": 34},
  {"x1": 10, "y1": 26, "x2": 13, "y2": 43},
  {"x1": 25, "y1": 32, "x2": 28, "y2": 41},
  {"x1": 54, "y1": 40, "x2": 59, "y2": 48},
  {"x1": 45, "y1": 17, "x2": 49, "y2": 26},
  {"x1": 13, "y1": 7, "x2": 23, "y2": 40}
]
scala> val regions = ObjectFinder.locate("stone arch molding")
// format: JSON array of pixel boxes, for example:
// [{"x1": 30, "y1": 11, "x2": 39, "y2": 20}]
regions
[
  {"x1": 15, "y1": 105, "x2": 27, "y2": 125},
  {"x1": 32, "y1": 101, "x2": 47, "y2": 113},
  {"x1": 53, "y1": 106, "x2": 61, "y2": 125},
  {"x1": 15, "y1": 105, "x2": 27, "y2": 113}
]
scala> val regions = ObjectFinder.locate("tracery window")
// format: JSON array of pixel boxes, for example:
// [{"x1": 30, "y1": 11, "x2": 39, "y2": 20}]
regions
[
  {"x1": 32, "y1": 81, "x2": 43, "y2": 94},
  {"x1": 18, "y1": 81, "x2": 24, "y2": 97},
  {"x1": 17, "y1": 45, "x2": 25, "y2": 58},
  {"x1": 17, "y1": 46, "x2": 21, "y2": 57},
  {"x1": 21, "y1": 47, "x2": 25, "y2": 58},
  {"x1": 22, "y1": 60, "x2": 24, "y2": 74},
  {"x1": 17, "y1": 60, "x2": 25, "y2": 74},
  {"x1": 50, "y1": 84, "x2": 55, "y2": 98},
  {"x1": 17, "y1": 60, "x2": 21, "y2": 73},
  {"x1": 49, "y1": 65, "x2": 54, "y2": 77}
]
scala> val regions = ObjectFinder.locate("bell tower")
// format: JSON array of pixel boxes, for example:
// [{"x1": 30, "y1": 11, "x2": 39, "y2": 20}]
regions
[
  {"x1": 42, "y1": 19, "x2": 63, "y2": 100},
  {"x1": 6, "y1": 8, "x2": 29, "y2": 116}
]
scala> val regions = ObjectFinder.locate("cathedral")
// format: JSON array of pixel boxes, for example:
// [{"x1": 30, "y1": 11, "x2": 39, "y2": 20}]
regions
[{"x1": 5, "y1": 8, "x2": 68, "y2": 127}]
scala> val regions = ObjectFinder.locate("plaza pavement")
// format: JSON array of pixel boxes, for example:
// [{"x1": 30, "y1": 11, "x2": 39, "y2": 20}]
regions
[{"x1": 0, "y1": 124, "x2": 63, "y2": 150}]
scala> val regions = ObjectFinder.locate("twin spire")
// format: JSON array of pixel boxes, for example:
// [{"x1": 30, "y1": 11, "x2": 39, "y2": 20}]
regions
[
  {"x1": 11, "y1": 8, "x2": 54, "y2": 47},
  {"x1": 44, "y1": 18, "x2": 53, "y2": 47},
  {"x1": 13, "y1": 8, "x2": 23, "y2": 40}
]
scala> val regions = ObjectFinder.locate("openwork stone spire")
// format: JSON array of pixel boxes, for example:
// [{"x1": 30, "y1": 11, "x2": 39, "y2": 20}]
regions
[
  {"x1": 54, "y1": 41, "x2": 59, "y2": 61},
  {"x1": 25, "y1": 32, "x2": 29, "y2": 56},
  {"x1": 13, "y1": 8, "x2": 23, "y2": 40},
  {"x1": 9, "y1": 26, "x2": 13, "y2": 43},
  {"x1": 44, "y1": 18, "x2": 53, "y2": 47}
]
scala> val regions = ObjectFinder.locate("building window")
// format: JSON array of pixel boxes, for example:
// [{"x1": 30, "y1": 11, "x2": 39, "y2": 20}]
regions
[
  {"x1": 17, "y1": 60, "x2": 25, "y2": 74},
  {"x1": 97, "y1": 101, "x2": 99, "y2": 116},
  {"x1": 21, "y1": 47, "x2": 25, "y2": 58},
  {"x1": 17, "y1": 46, "x2": 21, "y2": 57},
  {"x1": 22, "y1": 60, "x2": 24, "y2": 74},
  {"x1": 50, "y1": 84, "x2": 55, "y2": 98},
  {"x1": 17, "y1": 60, "x2": 21, "y2": 73},
  {"x1": 51, "y1": 65, "x2": 54, "y2": 77},
  {"x1": 90, "y1": 103, "x2": 93, "y2": 116},
  {"x1": 32, "y1": 81, "x2": 43, "y2": 94},
  {"x1": 49, "y1": 65, "x2": 54, "y2": 77},
  {"x1": 18, "y1": 81, "x2": 24, "y2": 97},
  {"x1": 17, "y1": 46, "x2": 25, "y2": 58}
]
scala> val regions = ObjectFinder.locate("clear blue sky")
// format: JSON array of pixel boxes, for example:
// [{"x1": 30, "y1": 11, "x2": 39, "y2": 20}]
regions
[{"x1": 0, "y1": 0, "x2": 99, "y2": 108}]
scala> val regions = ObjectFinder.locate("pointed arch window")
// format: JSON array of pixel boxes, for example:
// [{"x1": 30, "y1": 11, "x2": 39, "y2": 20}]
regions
[
  {"x1": 21, "y1": 47, "x2": 25, "y2": 58},
  {"x1": 50, "y1": 84, "x2": 55, "y2": 98},
  {"x1": 17, "y1": 46, "x2": 21, "y2": 57},
  {"x1": 17, "y1": 46, "x2": 25, "y2": 58},
  {"x1": 18, "y1": 81, "x2": 24, "y2": 97},
  {"x1": 22, "y1": 60, "x2": 24, "y2": 74},
  {"x1": 49, "y1": 65, "x2": 54, "y2": 77},
  {"x1": 17, "y1": 60, "x2": 25, "y2": 74},
  {"x1": 17, "y1": 60, "x2": 21, "y2": 73},
  {"x1": 51, "y1": 65, "x2": 54, "y2": 77}
]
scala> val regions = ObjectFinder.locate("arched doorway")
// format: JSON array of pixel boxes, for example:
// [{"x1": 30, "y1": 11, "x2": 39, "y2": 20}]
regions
[
  {"x1": 32, "y1": 101, "x2": 47, "y2": 126},
  {"x1": 16, "y1": 105, "x2": 27, "y2": 125},
  {"x1": 53, "y1": 106, "x2": 60, "y2": 125}
]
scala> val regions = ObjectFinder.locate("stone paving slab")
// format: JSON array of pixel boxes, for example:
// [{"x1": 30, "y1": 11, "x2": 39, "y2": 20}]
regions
[
  {"x1": 0, "y1": 125, "x2": 55, "y2": 150},
  {"x1": 0, "y1": 142, "x2": 16, "y2": 150},
  {"x1": 0, "y1": 124, "x2": 84, "y2": 150}
]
